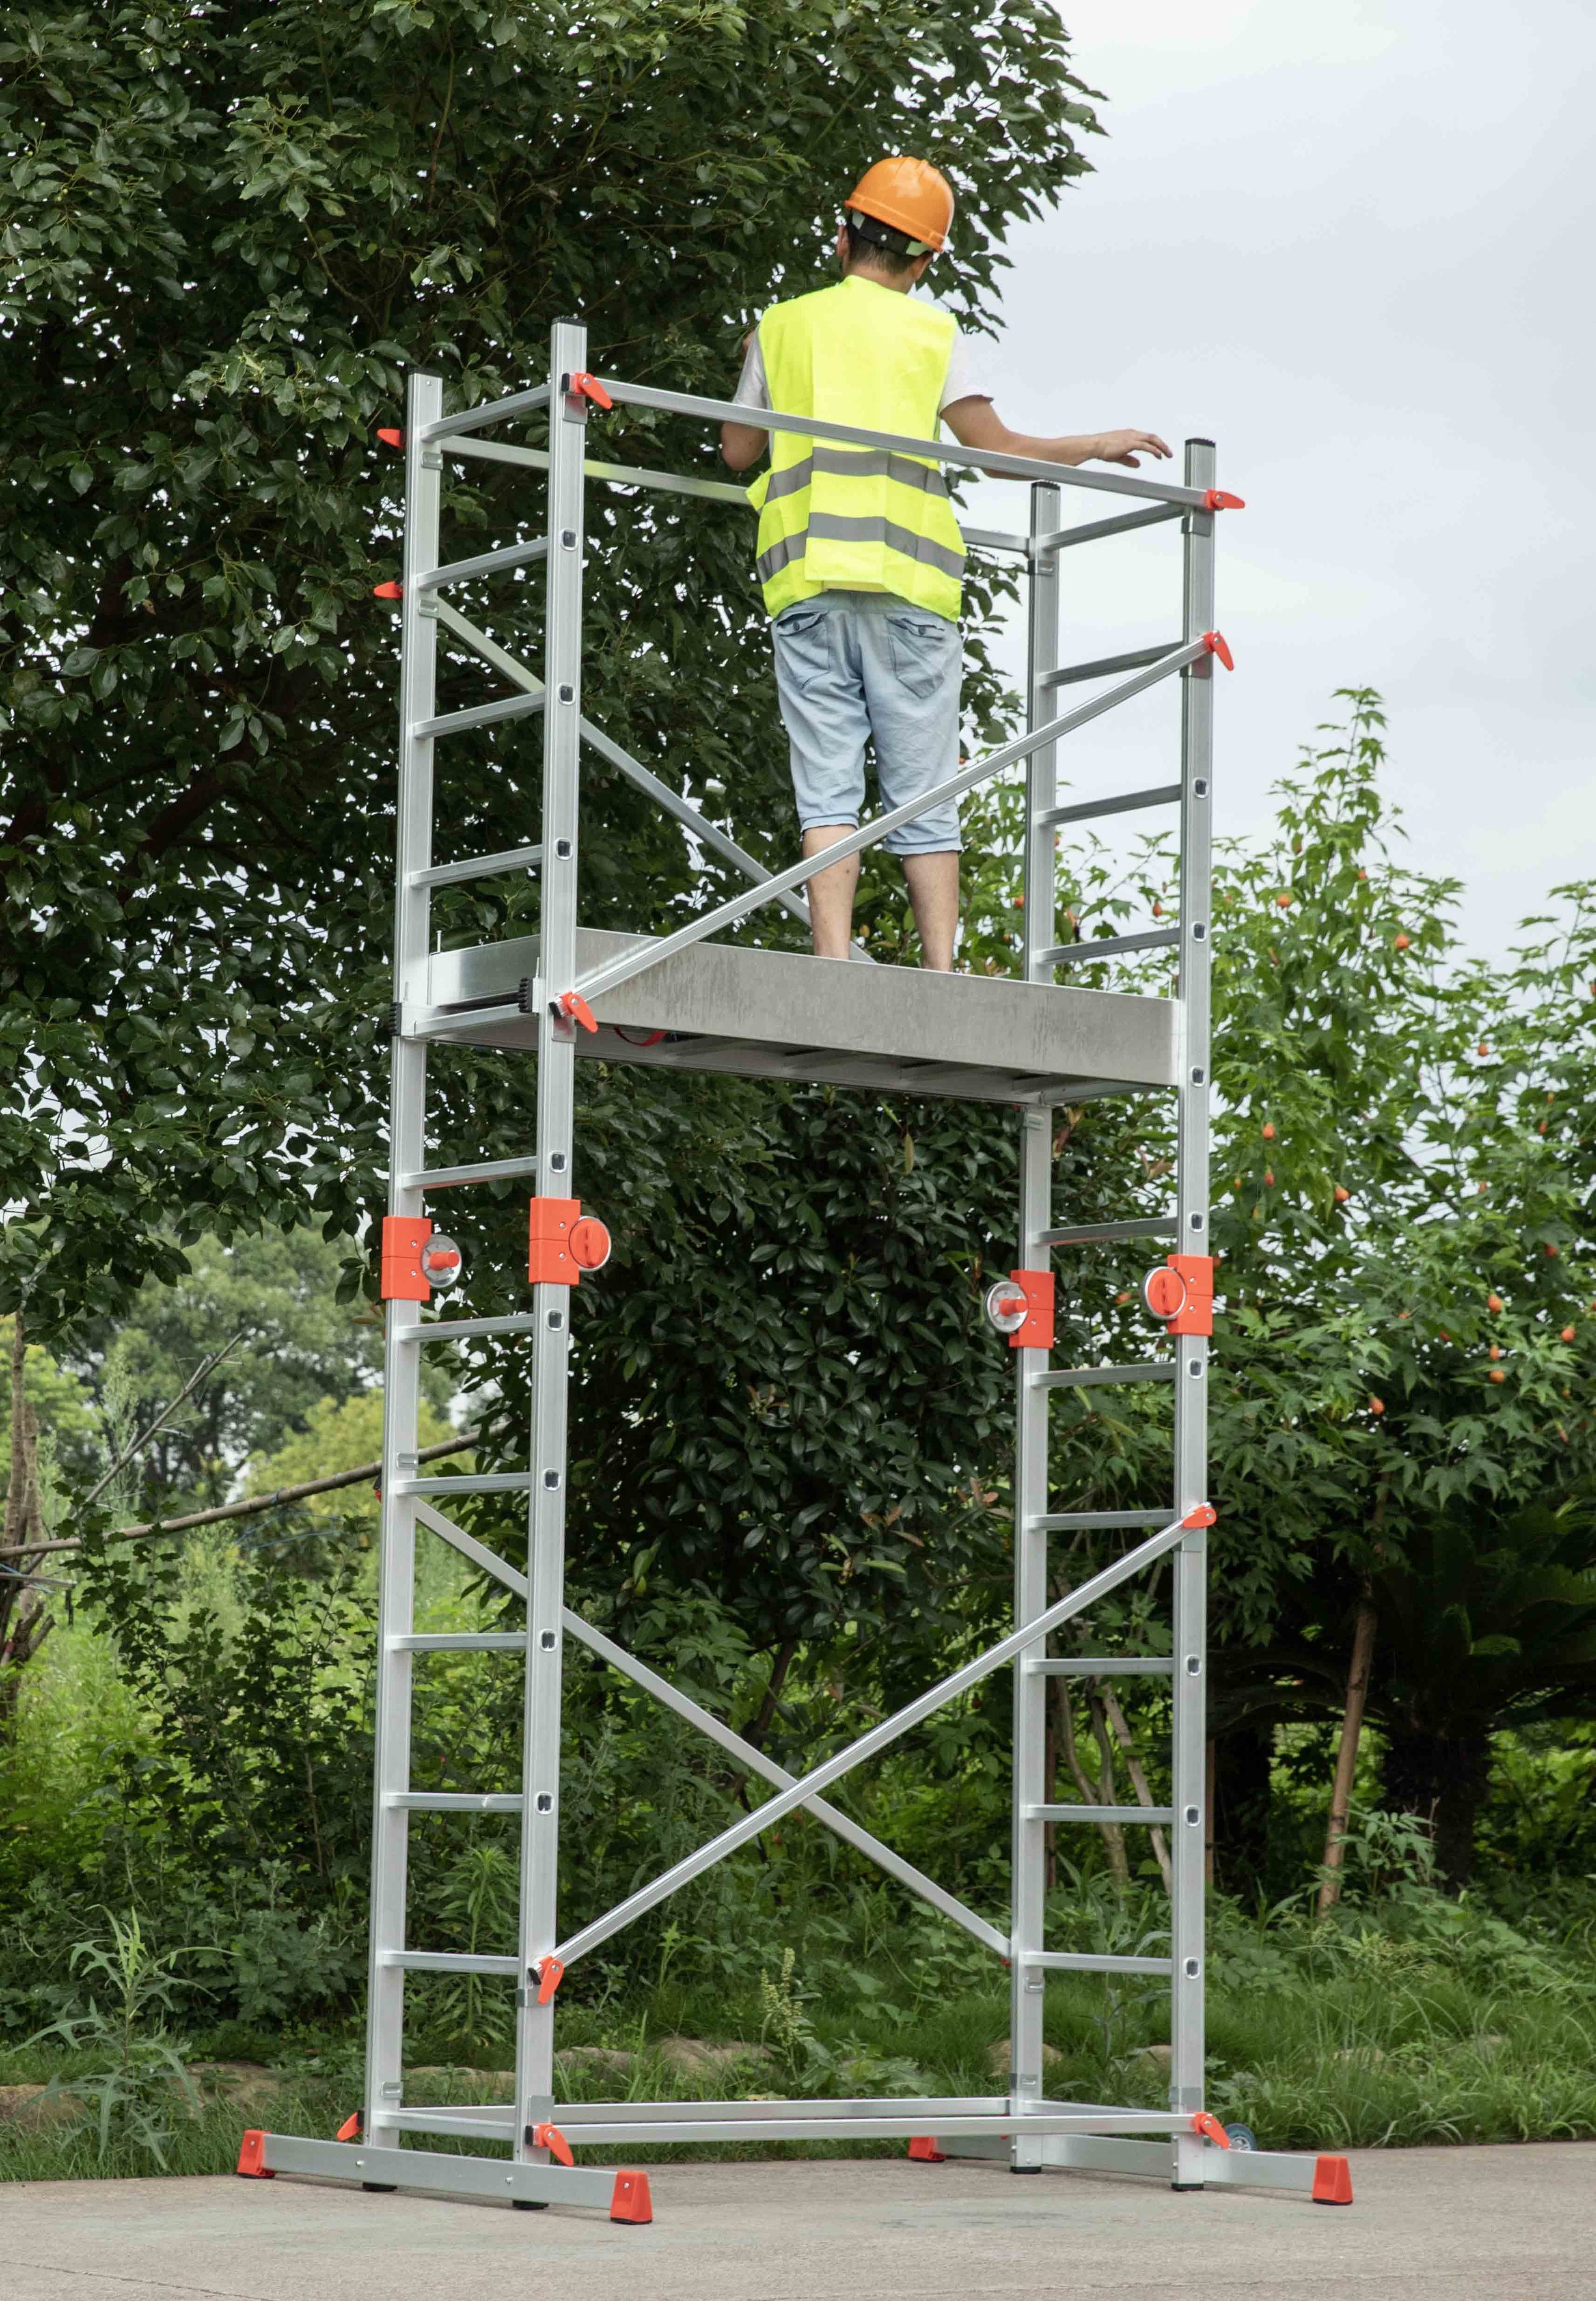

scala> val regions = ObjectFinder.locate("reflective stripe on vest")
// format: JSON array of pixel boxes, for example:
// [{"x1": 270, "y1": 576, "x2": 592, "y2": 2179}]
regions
[{"x1": 745, "y1": 276, "x2": 966, "y2": 621}]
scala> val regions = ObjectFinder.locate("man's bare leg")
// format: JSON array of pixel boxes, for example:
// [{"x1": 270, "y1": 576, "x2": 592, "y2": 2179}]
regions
[
  {"x1": 801, "y1": 824, "x2": 861, "y2": 959},
  {"x1": 902, "y1": 850, "x2": 959, "y2": 972}
]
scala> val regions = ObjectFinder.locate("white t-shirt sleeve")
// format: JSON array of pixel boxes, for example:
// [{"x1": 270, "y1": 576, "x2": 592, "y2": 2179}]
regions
[{"x1": 730, "y1": 310, "x2": 992, "y2": 422}]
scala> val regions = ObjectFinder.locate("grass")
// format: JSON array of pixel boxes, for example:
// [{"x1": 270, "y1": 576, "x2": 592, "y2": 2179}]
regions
[{"x1": 6, "y1": 1887, "x2": 1596, "y2": 2181}]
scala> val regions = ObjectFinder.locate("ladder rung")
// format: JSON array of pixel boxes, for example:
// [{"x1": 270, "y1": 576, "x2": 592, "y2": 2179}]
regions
[
  {"x1": 390, "y1": 1633, "x2": 528, "y2": 1653},
  {"x1": 385, "y1": 1793, "x2": 525, "y2": 1813},
  {"x1": 1026, "y1": 1657, "x2": 1175, "y2": 1677},
  {"x1": 417, "y1": 535, "x2": 549, "y2": 590},
  {"x1": 394, "y1": 1473, "x2": 533, "y2": 1495},
  {"x1": 1016, "y1": 1950, "x2": 1174, "y2": 1977},
  {"x1": 377, "y1": 1951, "x2": 520, "y2": 1975},
  {"x1": 1039, "y1": 929, "x2": 1180, "y2": 968},
  {"x1": 1030, "y1": 1510, "x2": 1172, "y2": 1530},
  {"x1": 412, "y1": 691, "x2": 547, "y2": 740},
  {"x1": 409, "y1": 843, "x2": 543, "y2": 890},
  {"x1": 401, "y1": 1154, "x2": 541, "y2": 1192},
  {"x1": 1038, "y1": 1364, "x2": 1176, "y2": 1390},
  {"x1": 1040, "y1": 1219, "x2": 1176, "y2": 1247},
  {"x1": 1035, "y1": 783, "x2": 1182, "y2": 831},
  {"x1": 962, "y1": 525, "x2": 1031, "y2": 555},
  {"x1": 1030, "y1": 1805, "x2": 1175, "y2": 1826},
  {"x1": 397, "y1": 1314, "x2": 539, "y2": 1344},
  {"x1": 1030, "y1": 502, "x2": 1186, "y2": 554},
  {"x1": 421, "y1": 381, "x2": 552, "y2": 444},
  {"x1": 1037, "y1": 641, "x2": 1183, "y2": 692}
]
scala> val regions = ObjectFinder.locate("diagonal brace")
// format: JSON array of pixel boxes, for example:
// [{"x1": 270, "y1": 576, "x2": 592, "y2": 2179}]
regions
[
  {"x1": 566, "y1": 638, "x2": 1209, "y2": 1012},
  {"x1": 430, "y1": 599, "x2": 869, "y2": 957},
  {"x1": 553, "y1": 1515, "x2": 1191, "y2": 1967},
  {"x1": 564, "y1": 1612, "x2": 1006, "y2": 1958}
]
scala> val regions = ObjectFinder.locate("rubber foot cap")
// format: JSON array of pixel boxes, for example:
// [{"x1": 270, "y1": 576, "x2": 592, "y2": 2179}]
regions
[
  {"x1": 610, "y1": 2170, "x2": 652, "y2": 2224},
  {"x1": 1312, "y1": 2154, "x2": 1355, "y2": 2205},
  {"x1": 236, "y1": 2130, "x2": 274, "y2": 2179},
  {"x1": 907, "y1": 2137, "x2": 945, "y2": 2163},
  {"x1": 1010, "y1": 2164, "x2": 1043, "y2": 2175},
  {"x1": 512, "y1": 2199, "x2": 549, "y2": 2211},
  {"x1": 362, "y1": 2183, "x2": 397, "y2": 2193}
]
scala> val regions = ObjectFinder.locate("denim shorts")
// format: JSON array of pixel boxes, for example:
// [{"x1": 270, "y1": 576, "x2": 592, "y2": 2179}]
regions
[{"x1": 770, "y1": 591, "x2": 963, "y2": 855}]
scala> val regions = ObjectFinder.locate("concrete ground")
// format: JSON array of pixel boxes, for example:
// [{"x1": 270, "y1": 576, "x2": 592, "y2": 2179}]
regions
[{"x1": 6, "y1": 2145, "x2": 1592, "y2": 2301}]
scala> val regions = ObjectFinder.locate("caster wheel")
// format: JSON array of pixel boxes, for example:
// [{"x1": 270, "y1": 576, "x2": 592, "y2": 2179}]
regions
[{"x1": 1223, "y1": 2123, "x2": 1258, "y2": 2151}]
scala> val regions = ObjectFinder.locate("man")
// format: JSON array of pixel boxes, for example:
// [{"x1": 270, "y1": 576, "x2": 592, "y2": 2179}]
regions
[{"x1": 721, "y1": 157, "x2": 1170, "y2": 971}]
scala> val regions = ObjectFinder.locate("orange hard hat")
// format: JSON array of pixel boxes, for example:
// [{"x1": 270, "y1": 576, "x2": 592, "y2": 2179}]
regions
[{"x1": 844, "y1": 157, "x2": 954, "y2": 253}]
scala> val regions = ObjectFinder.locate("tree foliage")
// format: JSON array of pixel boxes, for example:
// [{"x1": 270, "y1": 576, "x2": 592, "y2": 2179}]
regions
[{"x1": 0, "y1": 0, "x2": 1101, "y2": 1334}]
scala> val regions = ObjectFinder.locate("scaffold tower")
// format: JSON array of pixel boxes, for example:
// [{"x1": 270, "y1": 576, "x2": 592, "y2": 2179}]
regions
[{"x1": 236, "y1": 322, "x2": 1354, "y2": 2220}]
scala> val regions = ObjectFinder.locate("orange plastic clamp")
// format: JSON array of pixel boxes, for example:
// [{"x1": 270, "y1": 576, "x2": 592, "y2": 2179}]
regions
[
  {"x1": 236, "y1": 2129, "x2": 275, "y2": 2178},
  {"x1": 1182, "y1": 1503, "x2": 1217, "y2": 1530},
  {"x1": 1312, "y1": 2153, "x2": 1355, "y2": 2205},
  {"x1": 336, "y1": 2109, "x2": 363, "y2": 2142},
  {"x1": 610, "y1": 2169, "x2": 653, "y2": 2223},
  {"x1": 1202, "y1": 630, "x2": 1234, "y2": 670},
  {"x1": 532, "y1": 2120, "x2": 574, "y2": 2167},
  {"x1": 559, "y1": 989, "x2": 598, "y2": 1034},
  {"x1": 528, "y1": 1198, "x2": 581, "y2": 1287},
  {"x1": 1203, "y1": 489, "x2": 1245, "y2": 512},
  {"x1": 1165, "y1": 1253, "x2": 1214, "y2": 1337},
  {"x1": 377, "y1": 428, "x2": 404, "y2": 449},
  {"x1": 372, "y1": 580, "x2": 403, "y2": 599},
  {"x1": 907, "y1": 2136, "x2": 946, "y2": 2162},
  {"x1": 1191, "y1": 2110, "x2": 1230, "y2": 2148},
  {"x1": 1007, "y1": 1268, "x2": 1055, "y2": 1352},
  {"x1": 534, "y1": 1955, "x2": 565, "y2": 2006},
  {"x1": 381, "y1": 1215, "x2": 432, "y2": 1302},
  {"x1": 568, "y1": 370, "x2": 613, "y2": 410}
]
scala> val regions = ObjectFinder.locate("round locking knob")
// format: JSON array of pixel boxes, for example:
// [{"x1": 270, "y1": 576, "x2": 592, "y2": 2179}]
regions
[
  {"x1": 570, "y1": 1216, "x2": 611, "y2": 1272},
  {"x1": 1142, "y1": 1265, "x2": 1188, "y2": 1322},
  {"x1": 419, "y1": 1233, "x2": 465, "y2": 1289},
  {"x1": 984, "y1": 1281, "x2": 1029, "y2": 1335}
]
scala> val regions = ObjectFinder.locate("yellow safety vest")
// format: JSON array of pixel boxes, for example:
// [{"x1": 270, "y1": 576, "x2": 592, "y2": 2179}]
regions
[{"x1": 746, "y1": 275, "x2": 966, "y2": 622}]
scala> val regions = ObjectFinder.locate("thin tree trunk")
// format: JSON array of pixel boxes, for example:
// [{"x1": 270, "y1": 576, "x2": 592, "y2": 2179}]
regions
[
  {"x1": 1317, "y1": 1591, "x2": 1378, "y2": 1918},
  {"x1": 0, "y1": 1318, "x2": 54, "y2": 1736},
  {"x1": 1100, "y1": 1685, "x2": 1171, "y2": 1893},
  {"x1": 1086, "y1": 1692, "x2": 1132, "y2": 1888},
  {"x1": 1057, "y1": 1678, "x2": 1130, "y2": 1886}
]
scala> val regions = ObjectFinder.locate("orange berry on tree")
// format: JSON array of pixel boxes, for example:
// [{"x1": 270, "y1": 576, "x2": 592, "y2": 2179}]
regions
[
  {"x1": 1394, "y1": 932, "x2": 1410, "y2": 951},
  {"x1": 1488, "y1": 1344, "x2": 1502, "y2": 1361},
  {"x1": 1562, "y1": 1326, "x2": 1576, "y2": 1343},
  {"x1": 1369, "y1": 1396, "x2": 1385, "y2": 1415},
  {"x1": 1262, "y1": 1122, "x2": 1275, "y2": 1140},
  {"x1": 1546, "y1": 1242, "x2": 1559, "y2": 1256},
  {"x1": 1275, "y1": 893, "x2": 1292, "y2": 908},
  {"x1": 1487, "y1": 1293, "x2": 1504, "y2": 1312},
  {"x1": 1334, "y1": 1184, "x2": 1351, "y2": 1204},
  {"x1": 1489, "y1": 1368, "x2": 1507, "y2": 1384},
  {"x1": 1478, "y1": 1042, "x2": 1489, "y2": 1056},
  {"x1": 1264, "y1": 1169, "x2": 1274, "y2": 1186}
]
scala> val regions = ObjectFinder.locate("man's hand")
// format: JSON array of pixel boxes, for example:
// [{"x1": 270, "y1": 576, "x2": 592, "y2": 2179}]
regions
[
  {"x1": 943, "y1": 399, "x2": 1173, "y2": 472},
  {"x1": 1092, "y1": 429, "x2": 1173, "y2": 467}
]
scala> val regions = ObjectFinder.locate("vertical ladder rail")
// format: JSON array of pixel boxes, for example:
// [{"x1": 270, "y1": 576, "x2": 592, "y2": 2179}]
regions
[
  {"x1": 364, "y1": 370, "x2": 444, "y2": 2150},
  {"x1": 514, "y1": 323, "x2": 589, "y2": 2162},
  {"x1": 1170, "y1": 439, "x2": 1217, "y2": 2183},
  {"x1": 1010, "y1": 480, "x2": 1062, "y2": 2168}
]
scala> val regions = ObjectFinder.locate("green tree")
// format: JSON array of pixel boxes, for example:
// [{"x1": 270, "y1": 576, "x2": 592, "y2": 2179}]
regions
[{"x1": 0, "y1": 0, "x2": 1101, "y2": 1338}]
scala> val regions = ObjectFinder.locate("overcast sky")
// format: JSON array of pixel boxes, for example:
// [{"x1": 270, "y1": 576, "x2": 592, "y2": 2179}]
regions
[{"x1": 958, "y1": 0, "x2": 1595, "y2": 957}]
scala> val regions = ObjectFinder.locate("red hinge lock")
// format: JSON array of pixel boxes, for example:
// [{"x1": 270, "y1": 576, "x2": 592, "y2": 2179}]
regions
[
  {"x1": 1201, "y1": 630, "x2": 1234, "y2": 671},
  {"x1": 372, "y1": 580, "x2": 403, "y2": 600},
  {"x1": 377, "y1": 428, "x2": 404, "y2": 449},
  {"x1": 529, "y1": 2120, "x2": 575, "y2": 2167},
  {"x1": 528, "y1": 1200, "x2": 612, "y2": 1288},
  {"x1": 382, "y1": 1215, "x2": 432, "y2": 1302},
  {"x1": 1191, "y1": 2110, "x2": 1231, "y2": 2148},
  {"x1": 1203, "y1": 489, "x2": 1245, "y2": 512},
  {"x1": 566, "y1": 370, "x2": 612, "y2": 411},
  {"x1": 531, "y1": 1955, "x2": 564, "y2": 2005},
  {"x1": 336, "y1": 2109, "x2": 363, "y2": 2142},
  {"x1": 1142, "y1": 1253, "x2": 1214, "y2": 1337},
  {"x1": 1005, "y1": 1269, "x2": 1055, "y2": 1352}
]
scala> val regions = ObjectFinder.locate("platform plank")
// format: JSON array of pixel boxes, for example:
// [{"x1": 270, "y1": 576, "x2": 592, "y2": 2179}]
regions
[{"x1": 424, "y1": 930, "x2": 1175, "y2": 1106}]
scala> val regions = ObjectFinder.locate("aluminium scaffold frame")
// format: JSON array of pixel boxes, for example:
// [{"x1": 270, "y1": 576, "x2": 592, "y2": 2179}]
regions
[{"x1": 239, "y1": 320, "x2": 1353, "y2": 2220}]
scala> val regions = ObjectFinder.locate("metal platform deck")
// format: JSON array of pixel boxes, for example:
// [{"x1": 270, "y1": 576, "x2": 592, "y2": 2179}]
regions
[{"x1": 425, "y1": 928, "x2": 1177, "y2": 1105}]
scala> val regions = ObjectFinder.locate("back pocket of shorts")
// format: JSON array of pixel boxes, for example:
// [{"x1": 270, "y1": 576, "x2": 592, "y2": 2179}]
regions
[
  {"x1": 773, "y1": 607, "x2": 832, "y2": 697},
  {"x1": 886, "y1": 612, "x2": 958, "y2": 700}
]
